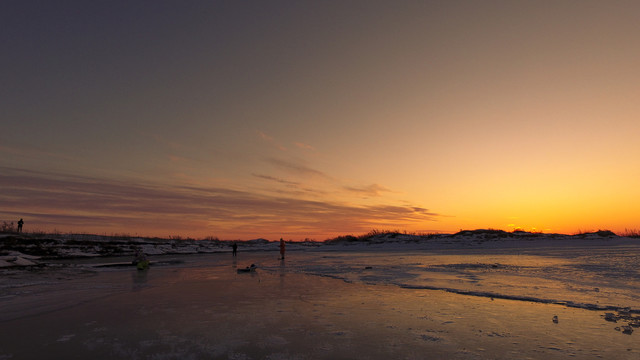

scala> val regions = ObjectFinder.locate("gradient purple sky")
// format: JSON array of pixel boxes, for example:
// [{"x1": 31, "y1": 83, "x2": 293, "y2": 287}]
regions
[{"x1": 2, "y1": 1, "x2": 639, "y2": 240}]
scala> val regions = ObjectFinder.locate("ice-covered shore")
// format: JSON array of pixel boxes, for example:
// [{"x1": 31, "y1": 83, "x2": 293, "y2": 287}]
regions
[
  {"x1": 1, "y1": 230, "x2": 640, "y2": 359},
  {"x1": 0, "y1": 229, "x2": 635, "y2": 267},
  {"x1": 4, "y1": 230, "x2": 639, "y2": 315}
]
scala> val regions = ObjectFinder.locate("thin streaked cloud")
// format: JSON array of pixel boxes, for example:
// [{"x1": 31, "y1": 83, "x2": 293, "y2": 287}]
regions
[
  {"x1": 294, "y1": 142, "x2": 315, "y2": 151},
  {"x1": 0, "y1": 167, "x2": 439, "y2": 239},
  {"x1": 266, "y1": 158, "x2": 330, "y2": 179},
  {"x1": 258, "y1": 131, "x2": 287, "y2": 151},
  {"x1": 344, "y1": 183, "x2": 393, "y2": 197},
  {"x1": 252, "y1": 173, "x2": 301, "y2": 187}
]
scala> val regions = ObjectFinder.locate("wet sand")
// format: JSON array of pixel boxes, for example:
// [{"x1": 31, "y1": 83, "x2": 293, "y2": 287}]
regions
[{"x1": 1, "y1": 254, "x2": 638, "y2": 359}]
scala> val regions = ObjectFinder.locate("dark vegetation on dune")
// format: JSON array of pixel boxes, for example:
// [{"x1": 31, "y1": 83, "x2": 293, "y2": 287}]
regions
[
  {"x1": 323, "y1": 228, "x2": 621, "y2": 244},
  {"x1": 0, "y1": 234, "x2": 226, "y2": 259},
  {"x1": 0, "y1": 226, "x2": 634, "y2": 261}
]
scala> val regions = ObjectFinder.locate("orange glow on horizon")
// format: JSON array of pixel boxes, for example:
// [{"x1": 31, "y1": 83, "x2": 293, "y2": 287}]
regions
[{"x1": 2, "y1": 2, "x2": 639, "y2": 240}]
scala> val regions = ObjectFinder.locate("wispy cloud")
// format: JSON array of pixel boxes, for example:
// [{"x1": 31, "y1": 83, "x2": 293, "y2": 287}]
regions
[
  {"x1": 294, "y1": 142, "x2": 315, "y2": 151},
  {"x1": 252, "y1": 173, "x2": 300, "y2": 187},
  {"x1": 344, "y1": 183, "x2": 393, "y2": 197},
  {"x1": 266, "y1": 158, "x2": 330, "y2": 179},
  {"x1": 0, "y1": 167, "x2": 439, "y2": 239},
  {"x1": 258, "y1": 131, "x2": 287, "y2": 151},
  {"x1": 252, "y1": 173, "x2": 330, "y2": 198}
]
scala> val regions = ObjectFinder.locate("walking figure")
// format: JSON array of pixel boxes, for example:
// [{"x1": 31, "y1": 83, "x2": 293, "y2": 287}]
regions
[
  {"x1": 232, "y1": 242, "x2": 238, "y2": 257},
  {"x1": 17, "y1": 219, "x2": 24, "y2": 233},
  {"x1": 279, "y1": 238, "x2": 286, "y2": 260}
]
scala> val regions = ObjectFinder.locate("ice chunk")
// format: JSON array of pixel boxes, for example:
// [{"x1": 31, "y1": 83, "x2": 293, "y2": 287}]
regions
[{"x1": 12, "y1": 257, "x2": 37, "y2": 266}]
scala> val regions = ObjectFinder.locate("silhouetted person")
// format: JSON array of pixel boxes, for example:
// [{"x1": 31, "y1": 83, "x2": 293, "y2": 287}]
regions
[
  {"x1": 279, "y1": 238, "x2": 285, "y2": 260},
  {"x1": 17, "y1": 219, "x2": 23, "y2": 233},
  {"x1": 232, "y1": 242, "x2": 237, "y2": 257}
]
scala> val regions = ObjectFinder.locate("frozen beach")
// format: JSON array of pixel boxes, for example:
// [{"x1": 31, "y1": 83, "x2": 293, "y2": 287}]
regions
[{"x1": 1, "y1": 233, "x2": 639, "y2": 359}]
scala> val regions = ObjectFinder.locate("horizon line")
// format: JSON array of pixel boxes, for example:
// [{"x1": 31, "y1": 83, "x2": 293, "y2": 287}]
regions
[{"x1": 1, "y1": 228, "x2": 636, "y2": 242}]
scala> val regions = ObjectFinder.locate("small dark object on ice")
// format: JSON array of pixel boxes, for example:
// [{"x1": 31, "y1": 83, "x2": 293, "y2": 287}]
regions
[
  {"x1": 604, "y1": 313, "x2": 617, "y2": 322},
  {"x1": 237, "y1": 264, "x2": 257, "y2": 273},
  {"x1": 136, "y1": 260, "x2": 150, "y2": 270},
  {"x1": 133, "y1": 248, "x2": 149, "y2": 270},
  {"x1": 552, "y1": 315, "x2": 558, "y2": 324},
  {"x1": 364, "y1": 266, "x2": 373, "y2": 270}
]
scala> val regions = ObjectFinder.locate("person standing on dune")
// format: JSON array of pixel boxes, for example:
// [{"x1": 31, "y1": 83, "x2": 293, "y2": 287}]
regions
[{"x1": 279, "y1": 238, "x2": 285, "y2": 260}]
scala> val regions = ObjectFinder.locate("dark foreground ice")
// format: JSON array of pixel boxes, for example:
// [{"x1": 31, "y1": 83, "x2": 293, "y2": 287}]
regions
[{"x1": 1, "y1": 244, "x2": 639, "y2": 359}]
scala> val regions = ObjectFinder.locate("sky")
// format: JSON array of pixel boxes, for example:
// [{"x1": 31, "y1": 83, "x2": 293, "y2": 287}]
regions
[{"x1": 1, "y1": 1, "x2": 639, "y2": 240}]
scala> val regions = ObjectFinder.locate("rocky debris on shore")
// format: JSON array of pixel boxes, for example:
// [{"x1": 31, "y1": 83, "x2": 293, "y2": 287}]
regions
[{"x1": 603, "y1": 311, "x2": 640, "y2": 335}]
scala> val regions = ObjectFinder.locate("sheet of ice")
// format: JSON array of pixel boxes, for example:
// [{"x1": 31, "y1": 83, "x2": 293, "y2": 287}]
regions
[
  {"x1": 1, "y1": 242, "x2": 639, "y2": 359},
  {"x1": 274, "y1": 245, "x2": 640, "y2": 312}
]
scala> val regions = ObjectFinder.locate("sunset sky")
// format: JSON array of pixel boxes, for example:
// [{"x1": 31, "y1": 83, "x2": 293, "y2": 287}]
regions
[{"x1": 2, "y1": 1, "x2": 639, "y2": 240}]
